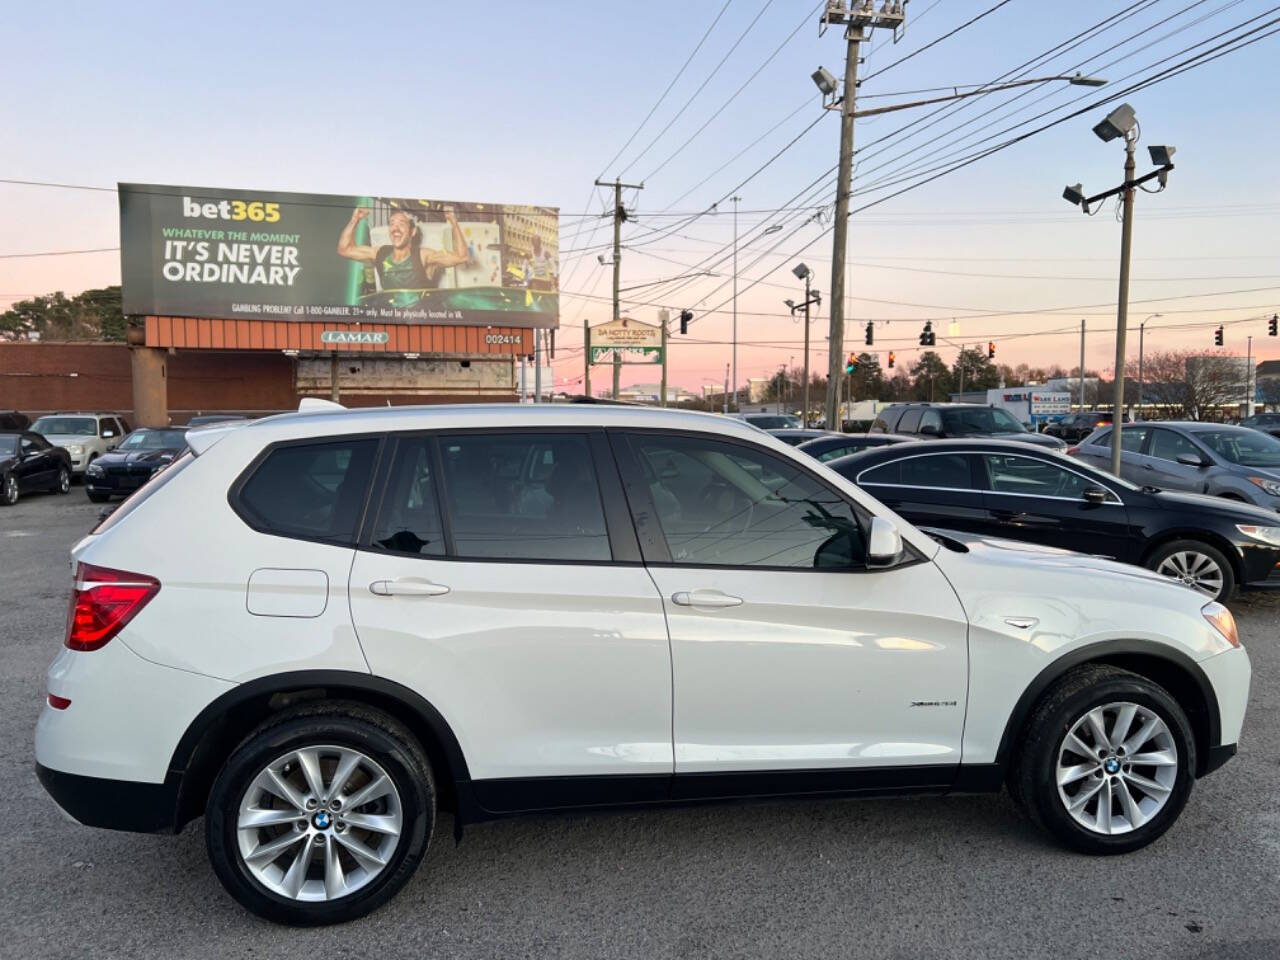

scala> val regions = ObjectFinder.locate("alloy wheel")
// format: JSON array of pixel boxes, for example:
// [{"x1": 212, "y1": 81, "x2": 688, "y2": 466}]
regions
[
  {"x1": 236, "y1": 745, "x2": 403, "y2": 902},
  {"x1": 3, "y1": 474, "x2": 16, "y2": 504},
  {"x1": 58, "y1": 469, "x2": 70, "y2": 493},
  {"x1": 1155, "y1": 550, "x2": 1224, "y2": 598},
  {"x1": 1056, "y1": 701, "x2": 1178, "y2": 835}
]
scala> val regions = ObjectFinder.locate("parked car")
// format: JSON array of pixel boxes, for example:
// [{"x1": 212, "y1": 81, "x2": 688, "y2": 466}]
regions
[
  {"x1": 0, "y1": 410, "x2": 30, "y2": 430},
  {"x1": 768, "y1": 428, "x2": 836, "y2": 446},
  {"x1": 84, "y1": 427, "x2": 189, "y2": 503},
  {"x1": 0, "y1": 431, "x2": 72, "y2": 505},
  {"x1": 796, "y1": 432, "x2": 916, "y2": 462},
  {"x1": 1044, "y1": 411, "x2": 1131, "y2": 444},
  {"x1": 188, "y1": 414, "x2": 248, "y2": 427},
  {"x1": 828, "y1": 438, "x2": 1280, "y2": 603},
  {"x1": 1071, "y1": 422, "x2": 1280, "y2": 509},
  {"x1": 728, "y1": 412, "x2": 801, "y2": 430},
  {"x1": 36, "y1": 404, "x2": 1249, "y2": 925},
  {"x1": 871, "y1": 402, "x2": 1067, "y2": 450},
  {"x1": 1238, "y1": 412, "x2": 1280, "y2": 438},
  {"x1": 30, "y1": 412, "x2": 130, "y2": 476}
]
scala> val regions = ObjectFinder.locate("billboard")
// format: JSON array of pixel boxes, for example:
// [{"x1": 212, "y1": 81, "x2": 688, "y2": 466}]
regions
[
  {"x1": 119, "y1": 183, "x2": 558, "y2": 328},
  {"x1": 588, "y1": 317, "x2": 663, "y2": 364}
]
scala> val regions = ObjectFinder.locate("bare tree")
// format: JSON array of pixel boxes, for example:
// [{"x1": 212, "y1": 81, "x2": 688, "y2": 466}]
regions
[{"x1": 1139, "y1": 350, "x2": 1243, "y2": 420}]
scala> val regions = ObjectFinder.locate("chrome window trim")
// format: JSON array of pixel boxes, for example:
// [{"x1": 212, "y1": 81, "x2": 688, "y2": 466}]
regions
[{"x1": 855, "y1": 451, "x2": 1123, "y2": 505}]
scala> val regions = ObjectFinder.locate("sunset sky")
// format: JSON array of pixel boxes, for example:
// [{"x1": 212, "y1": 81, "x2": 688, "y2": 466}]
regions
[{"x1": 3, "y1": 0, "x2": 1278, "y2": 394}]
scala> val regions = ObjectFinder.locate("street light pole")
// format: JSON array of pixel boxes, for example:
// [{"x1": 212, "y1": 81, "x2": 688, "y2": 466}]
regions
[
  {"x1": 732, "y1": 195, "x2": 741, "y2": 412},
  {"x1": 803, "y1": 273, "x2": 812, "y2": 427},
  {"x1": 1137, "y1": 313, "x2": 1160, "y2": 419},
  {"x1": 1109, "y1": 135, "x2": 1137, "y2": 476}
]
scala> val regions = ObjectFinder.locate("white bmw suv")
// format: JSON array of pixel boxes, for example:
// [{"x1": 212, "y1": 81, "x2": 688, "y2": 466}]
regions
[{"x1": 35, "y1": 403, "x2": 1250, "y2": 925}]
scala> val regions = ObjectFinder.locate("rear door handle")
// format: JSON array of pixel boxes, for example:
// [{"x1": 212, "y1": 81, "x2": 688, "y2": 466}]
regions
[
  {"x1": 671, "y1": 589, "x2": 743, "y2": 609},
  {"x1": 369, "y1": 578, "x2": 450, "y2": 597}
]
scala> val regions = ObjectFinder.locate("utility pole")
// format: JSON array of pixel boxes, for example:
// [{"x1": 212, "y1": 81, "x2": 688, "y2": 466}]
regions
[
  {"x1": 594, "y1": 176, "x2": 643, "y2": 404},
  {"x1": 818, "y1": 2, "x2": 905, "y2": 430},
  {"x1": 958, "y1": 344, "x2": 966, "y2": 396},
  {"x1": 732, "y1": 195, "x2": 741, "y2": 412},
  {"x1": 534, "y1": 329, "x2": 542, "y2": 403},
  {"x1": 660, "y1": 310, "x2": 669, "y2": 409},
  {"x1": 330, "y1": 353, "x2": 340, "y2": 403},
  {"x1": 1109, "y1": 136, "x2": 1137, "y2": 476},
  {"x1": 723, "y1": 363, "x2": 730, "y2": 415},
  {"x1": 1079, "y1": 319, "x2": 1086, "y2": 412},
  {"x1": 1246, "y1": 335, "x2": 1254, "y2": 417},
  {"x1": 583, "y1": 318, "x2": 591, "y2": 398}
]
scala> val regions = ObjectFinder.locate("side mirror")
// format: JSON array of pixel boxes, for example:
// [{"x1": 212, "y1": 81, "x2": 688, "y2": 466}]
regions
[
  {"x1": 1082, "y1": 486, "x2": 1108, "y2": 505},
  {"x1": 919, "y1": 423, "x2": 941, "y2": 436},
  {"x1": 1176, "y1": 453, "x2": 1208, "y2": 468},
  {"x1": 867, "y1": 516, "x2": 903, "y2": 568}
]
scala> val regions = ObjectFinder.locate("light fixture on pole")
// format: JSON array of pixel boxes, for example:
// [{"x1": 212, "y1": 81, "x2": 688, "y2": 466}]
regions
[
  {"x1": 787, "y1": 262, "x2": 820, "y2": 428},
  {"x1": 1062, "y1": 102, "x2": 1175, "y2": 476}
]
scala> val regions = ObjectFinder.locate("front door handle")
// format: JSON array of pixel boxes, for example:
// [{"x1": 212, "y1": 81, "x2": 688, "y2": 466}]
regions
[
  {"x1": 671, "y1": 589, "x2": 743, "y2": 609},
  {"x1": 369, "y1": 578, "x2": 450, "y2": 597}
]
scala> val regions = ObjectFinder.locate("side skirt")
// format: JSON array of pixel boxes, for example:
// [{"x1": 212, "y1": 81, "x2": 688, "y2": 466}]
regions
[{"x1": 458, "y1": 763, "x2": 998, "y2": 824}]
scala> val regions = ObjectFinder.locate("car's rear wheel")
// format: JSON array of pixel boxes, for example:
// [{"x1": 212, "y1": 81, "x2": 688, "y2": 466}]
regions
[
  {"x1": 206, "y1": 704, "x2": 435, "y2": 925},
  {"x1": 55, "y1": 467, "x2": 70, "y2": 494},
  {"x1": 1146, "y1": 539, "x2": 1234, "y2": 602},
  {"x1": 1, "y1": 473, "x2": 18, "y2": 506},
  {"x1": 1011, "y1": 664, "x2": 1195, "y2": 854}
]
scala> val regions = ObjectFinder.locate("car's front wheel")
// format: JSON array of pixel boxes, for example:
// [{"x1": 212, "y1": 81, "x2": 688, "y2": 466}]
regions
[
  {"x1": 1011, "y1": 664, "x2": 1195, "y2": 855},
  {"x1": 1, "y1": 472, "x2": 18, "y2": 506},
  {"x1": 55, "y1": 467, "x2": 70, "y2": 494},
  {"x1": 206, "y1": 703, "x2": 435, "y2": 925},
  {"x1": 1146, "y1": 539, "x2": 1234, "y2": 602}
]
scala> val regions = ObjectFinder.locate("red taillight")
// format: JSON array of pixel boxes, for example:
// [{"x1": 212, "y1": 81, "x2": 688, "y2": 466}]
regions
[
  {"x1": 1065, "y1": 446, "x2": 1079, "y2": 455},
  {"x1": 1097, "y1": 420, "x2": 1111, "y2": 427},
  {"x1": 64, "y1": 562, "x2": 160, "y2": 652},
  {"x1": 47, "y1": 693, "x2": 71, "y2": 710}
]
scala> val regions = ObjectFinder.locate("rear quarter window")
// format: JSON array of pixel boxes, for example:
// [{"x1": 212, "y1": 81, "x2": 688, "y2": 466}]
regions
[{"x1": 234, "y1": 438, "x2": 379, "y2": 545}]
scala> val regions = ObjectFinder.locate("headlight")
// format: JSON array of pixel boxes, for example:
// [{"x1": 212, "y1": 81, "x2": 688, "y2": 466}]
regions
[
  {"x1": 1202, "y1": 601, "x2": 1239, "y2": 648},
  {"x1": 67, "y1": 444, "x2": 84, "y2": 456},
  {"x1": 1247, "y1": 476, "x2": 1280, "y2": 497},
  {"x1": 1236, "y1": 523, "x2": 1280, "y2": 547},
  {"x1": 86, "y1": 463, "x2": 104, "y2": 477}
]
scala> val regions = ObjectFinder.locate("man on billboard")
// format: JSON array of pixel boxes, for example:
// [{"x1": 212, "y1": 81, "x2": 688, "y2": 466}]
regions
[{"x1": 337, "y1": 206, "x2": 469, "y2": 303}]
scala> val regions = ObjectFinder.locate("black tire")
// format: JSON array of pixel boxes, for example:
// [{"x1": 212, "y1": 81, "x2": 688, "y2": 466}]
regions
[
  {"x1": 0, "y1": 472, "x2": 18, "y2": 506},
  {"x1": 206, "y1": 703, "x2": 435, "y2": 925},
  {"x1": 1010, "y1": 664, "x2": 1196, "y2": 855},
  {"x1": 54, "y1": 466, "x2": 71, "y2": 495},
  {"x1": 86, "y1": 491, "x2": 110, "y2": 503},
  {"x1": 1144, "y1": 538, "x2": 1235, "y2": 603}
]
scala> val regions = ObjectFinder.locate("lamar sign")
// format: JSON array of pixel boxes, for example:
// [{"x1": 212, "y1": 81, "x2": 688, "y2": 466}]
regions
[
  {"x1": 589, "y1": 317, "x2": 663, "y2": 364},
  {"x1": 321, "y1": 330, "x2": 390, "y2": 344}
]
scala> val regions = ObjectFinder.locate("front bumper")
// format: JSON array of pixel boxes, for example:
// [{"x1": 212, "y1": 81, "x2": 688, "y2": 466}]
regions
[
  {"x1": 85, "y1": 470, "x2": 150, "y2": 496},
  {"x1": 36, "y1": 763, "x2": 181, "y2": 833},
  {"x1": 1198, "y1": 645, "x2": 1251, "y2": 764}
]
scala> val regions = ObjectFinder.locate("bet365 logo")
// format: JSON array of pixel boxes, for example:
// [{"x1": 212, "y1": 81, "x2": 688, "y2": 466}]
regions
[{"x1": 183, "y1": 196, "x2": 281, "y2": 223}]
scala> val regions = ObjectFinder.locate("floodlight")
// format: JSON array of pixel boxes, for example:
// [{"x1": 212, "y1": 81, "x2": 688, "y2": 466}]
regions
[
  {"x1": 811, "y1": 289, "x2": 821, "y2": 303},
  {"x1": 1092, "y1": 103, "x2": 1137, "y2": 143},
  {"x1": 811, "y1": 67, "x2": 838, "y2": 97},
  {"x1": 792, "y1": 262, "x2": 811, "y2": 279},
  {"x1": 1068, "y1": 73, "x2": 1107, "y2": 87},
  {"x1": 785, "y1": 299, "x2": 796, "y2": 310},
  {"x1": 1148, "y1": 144, "x2": 1176, "y2": 166},
  {"x1": 1063, "y1": 183, "x2": 1086, "y2": 207}
]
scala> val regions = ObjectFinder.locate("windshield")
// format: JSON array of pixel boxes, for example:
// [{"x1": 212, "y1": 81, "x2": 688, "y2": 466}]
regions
[
  {"x1": 1194, "y1": 429, "x2": 1280, "y2": 467},
  {"x1": 0, "y1": 436, "x2": 17, "y2": 456},
  {"x1": 940, "y1": 407, "x2": 1027, "y2": 435},
  {"x1": 32, "y1": 416, "x2": 96, "y2": 436},
  {"x1": 119, "y1": 429, "x2": 187, "y2": 451}
]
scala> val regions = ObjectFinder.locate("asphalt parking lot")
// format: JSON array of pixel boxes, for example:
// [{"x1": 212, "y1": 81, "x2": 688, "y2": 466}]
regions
[{"x1": 2, "y1": 490, "x2": 1278, "y2": 960}]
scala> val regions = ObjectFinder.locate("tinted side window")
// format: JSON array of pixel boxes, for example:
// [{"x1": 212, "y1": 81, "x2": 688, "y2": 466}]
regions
[
  {"x1": 237, "y1": 438, "x2": 378, "y2": 544},
  {"x1": 919, "y1": 410, "x2": 942, "y2": 434},
  {"x1": 370, "y1": 437, "x2": 445, "y2": 556},
  {"x1": 440, "y1": 433, "x2": 610, "y2": 562},
  {"x1": 984, "y1": 454, "x2": 1103, "y2": 500},
  {"x1": 1149, "y1": 429, "x2": 1201, "y2": 463},
  {"x1": 897, "y1": 409, "x2": 924, "y2": 433},
  {"x1": 863, "y1": 454, "x2": 971, "y2": 489},
  {"x1": 98, "y1": 419, "x2": 112, "y2": 438},
  {"x1": 628, "y1": 434, "x2": 865, "y2": 569},
  {"x1": 872, "y1": 408, "x2": 902, "y2": 433}
]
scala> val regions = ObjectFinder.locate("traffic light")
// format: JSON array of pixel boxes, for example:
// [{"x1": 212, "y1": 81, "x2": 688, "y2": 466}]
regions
[
  {"x1": 845, "y1": 353, "x2": 858, "y2": 374},
  {"x1": 864, "y1": 321, "x2": 874, "y2": 346},
  {"x1": 919, "y1": 321, "x2": 935, "y2": 346},
  {"x1": 1214, "y1": 325, "x2": 1224, "y2": 347},
  {"x1": 888, "y1": 351, "x2": 895, "y2": 369},
  {"x1": 987, "y1": 341, "x2": 996, "y2": 359},
  {"x1": 1270, "y1": 313, "x2": 1278, "y2": 337},
  {"x1": 679, "y1": 309, "x2": 692, "y2": 335}
]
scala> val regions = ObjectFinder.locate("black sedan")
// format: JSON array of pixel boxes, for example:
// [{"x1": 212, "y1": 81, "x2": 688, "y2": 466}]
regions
[
  {"x1": 0, "y1": 431, "x2": 72, "y2": 505},
  {"x1": 85, "y1": 427, "x2": 188, "y2": 502},
  {"x1": 796, "y1": 432, "x2": 916, "y2": 462},
  {"x1": 827, "y1": 438, "x2": 1280, "y2": 603}
]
